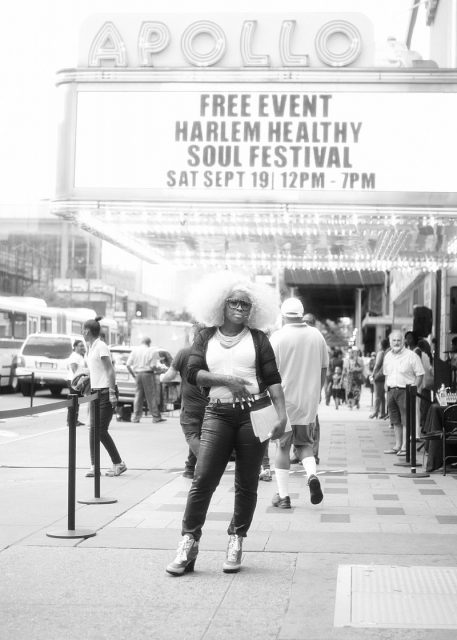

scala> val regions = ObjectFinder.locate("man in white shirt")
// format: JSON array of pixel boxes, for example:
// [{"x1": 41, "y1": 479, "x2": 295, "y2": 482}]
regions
[
  {"x1": 269, "y1": 298, "x2": 329, "y2": 508},
  {"x1": 383, "y1": 329, "x2": 424, "y2": 456},
  {"x1": 127, "y1": 337, "x2": 166, "y2": 423}
]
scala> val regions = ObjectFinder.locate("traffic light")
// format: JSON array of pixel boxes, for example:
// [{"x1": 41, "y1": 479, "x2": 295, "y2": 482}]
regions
[{"x1": 135, "y1": 302, "x2": 143, "y2": 317}]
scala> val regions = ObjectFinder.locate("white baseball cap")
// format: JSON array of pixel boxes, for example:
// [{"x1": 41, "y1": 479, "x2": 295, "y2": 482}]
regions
[{"x1": 280, "y1": 297, "x2": 304, "y2": 318}]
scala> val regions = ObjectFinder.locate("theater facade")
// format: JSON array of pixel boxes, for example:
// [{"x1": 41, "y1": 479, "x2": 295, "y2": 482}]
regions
[{"x1": 51, "y1": 11, "x2": 457, "y2": 354}]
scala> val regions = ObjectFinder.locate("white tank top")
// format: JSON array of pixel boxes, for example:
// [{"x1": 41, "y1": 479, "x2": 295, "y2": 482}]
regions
[{"x1": 206, "y1": 332, "x2": 259, "y2": 400}]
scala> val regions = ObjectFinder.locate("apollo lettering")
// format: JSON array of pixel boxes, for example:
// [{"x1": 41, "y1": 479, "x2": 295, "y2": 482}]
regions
[{"x1": 88, "y1": 19, "x2": 362, "y2": 69}]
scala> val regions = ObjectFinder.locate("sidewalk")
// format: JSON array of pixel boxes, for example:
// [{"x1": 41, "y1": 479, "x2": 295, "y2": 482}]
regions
[{"x1": 2, "y1": 392, "x2": 457, "y2": 639}]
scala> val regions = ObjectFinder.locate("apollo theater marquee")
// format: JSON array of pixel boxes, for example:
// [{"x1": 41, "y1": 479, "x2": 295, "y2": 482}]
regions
[{"x1": 52, "y1": 13, "x2": 457, "y2": 274}]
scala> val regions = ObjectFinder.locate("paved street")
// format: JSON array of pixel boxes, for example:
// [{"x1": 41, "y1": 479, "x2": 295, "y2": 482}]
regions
[{"x1": 1, "y1": 389, "x2": 457, "y2": 639}]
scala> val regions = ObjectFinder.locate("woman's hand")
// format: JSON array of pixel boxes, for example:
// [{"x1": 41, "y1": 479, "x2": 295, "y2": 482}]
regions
[
  {"x1": 225, "y1": 376, "x2": 254, "y2": 406},
  {"x1": 109, "y1": 388, "x2": 118, "y2": 409},
  {"x1": 267, "y1": 383, "x2": 288, "y2": 440},
  {"x1": 268, "y1": 417, "x2": 287, "y2": 441}
]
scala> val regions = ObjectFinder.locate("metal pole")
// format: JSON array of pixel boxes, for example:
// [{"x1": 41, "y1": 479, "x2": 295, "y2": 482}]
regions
[
  {"x1": 47, "y1": 395, "x2": 96, "y2": 538},
  {"x1": 398, "y1": 385, "x2": 429, "y2": 478},
  {"x1": 409, "y1": 385, "x2": 418, "y2": 473},
  {"x1": 405, "y1": 384, "x2": 411, "y2": 464},
  {"x1": 94, "y1": 390, "x2": 101, "y2": 499},
  {"x1": 30, "y1": 372, "x2": 35, "y2": 409},
  {"x1": 67, "y1": 394, "x2": 77, "y2": 530}
]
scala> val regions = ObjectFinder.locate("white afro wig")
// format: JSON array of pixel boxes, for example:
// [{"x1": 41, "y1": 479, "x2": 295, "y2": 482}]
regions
[{"x1": 186, "y1": 271, "x2": 280, "y2": 330}]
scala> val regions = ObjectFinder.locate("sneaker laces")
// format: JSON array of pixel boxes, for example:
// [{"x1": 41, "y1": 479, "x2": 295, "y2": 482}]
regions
[
  {"x1": 176, "y1": 535, "x2": 194, "y2": 562},
  {"x1": 227, "y1": 535, "x2": 241, "y2": 561}
]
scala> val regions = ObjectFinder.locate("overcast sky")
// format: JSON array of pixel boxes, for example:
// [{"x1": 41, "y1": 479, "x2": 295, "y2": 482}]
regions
[{"x1": 0, "y1": 0, "x2": 421, "y2": 205}]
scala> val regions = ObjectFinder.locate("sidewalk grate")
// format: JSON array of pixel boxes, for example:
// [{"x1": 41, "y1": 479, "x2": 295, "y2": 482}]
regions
[{"x1": 334, "y1": 565, "x2": 457, "y2": 629}]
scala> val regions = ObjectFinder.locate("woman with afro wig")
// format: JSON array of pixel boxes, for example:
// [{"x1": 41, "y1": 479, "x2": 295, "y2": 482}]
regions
[{"x1": 166, "y1": 271, "x2": 287, "y2": 576}]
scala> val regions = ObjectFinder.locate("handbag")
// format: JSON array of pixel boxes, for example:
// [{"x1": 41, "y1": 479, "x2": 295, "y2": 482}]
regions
[{"x1": 72, "y1": 372, "x2": 91, "y2": 396}]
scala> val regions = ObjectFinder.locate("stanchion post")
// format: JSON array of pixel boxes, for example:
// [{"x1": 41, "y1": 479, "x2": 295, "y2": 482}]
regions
[
  {"x1": 78, "y1": 390, "x2": 117, "y2": 505},
  {"x1": 94, "y1": 390, "x2": 101, "y2": 499},
  {"x1": 67, "y1": 394, "x2": 77, "y2": 530},
  {"x1": 398, "y1": 385, "x2": 429, "y2": 478},
  {"x1": 47, "y1": 394, "x2": 96, "y2": 538},
  {"x1": 30, "y1": 372, "x2": 35, "y2": 409},
  {"x1": 410, "y1": 385, "x2": 418, "y2": 471},
  {"x1": 405, "y1": 384, "x2": 411, "y2": 464}
]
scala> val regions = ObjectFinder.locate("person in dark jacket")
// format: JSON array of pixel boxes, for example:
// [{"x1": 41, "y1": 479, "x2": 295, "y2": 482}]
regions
[
  {"x1": 166, "y1": 272, "x2": 287, "y2": 577},
  {"x1": 160, "y1": 323, "x2": 207, "y2": 479}
]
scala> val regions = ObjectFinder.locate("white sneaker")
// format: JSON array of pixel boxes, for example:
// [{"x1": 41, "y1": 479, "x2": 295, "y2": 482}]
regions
[
  {"x1": 105, "y1": 461, "x2": 127, "y2": 476},
  {"x1": 259, "y1": 468, "x2": 272, "y2": 482}
]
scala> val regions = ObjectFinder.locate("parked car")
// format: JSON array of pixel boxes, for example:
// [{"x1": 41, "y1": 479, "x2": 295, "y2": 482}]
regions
[
  {"x1": 15, "y1": 333, "x2": 85, "y2": 397},
  {"x1": 110, "y1": 345, "x2": 181, "y2": 421}
]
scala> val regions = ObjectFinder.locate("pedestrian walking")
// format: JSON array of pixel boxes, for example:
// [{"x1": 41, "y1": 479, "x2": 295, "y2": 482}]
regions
[
  {"x1": 269, "y1": 297, "x2": 328, "y2": 509},
  {"x1": 166, "y1": 271, "x2": 287, "y2": 576},
  {"x1": 369, "y1": 338, "x2": 389, "y2": 419},
  {"x1": 383, "y1": 329, "x2": 424, "y2": 456},
  {"x1": 160, "y1": 324, "x2": 207, "y2": 479},
  {"x1": 331, "y1": 366, "x2": 344, "y2": 410},
  {"x1": 127, "y1": 337, "x2": 166, "y2": 423},
  {"x1": 342, "y1": 346, "x2": 364, "y2": 409},
  {"x1": 83, "y1": 317, "x2": 127, "y2": 478}
]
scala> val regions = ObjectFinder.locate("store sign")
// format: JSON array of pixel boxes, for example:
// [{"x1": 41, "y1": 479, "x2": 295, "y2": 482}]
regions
[
  {"x1": 79, "y1": 13, "x2": 374, "y2": 68},
  {"x1": 73, "y1": 88, "x2": 457, "y2": 202}
]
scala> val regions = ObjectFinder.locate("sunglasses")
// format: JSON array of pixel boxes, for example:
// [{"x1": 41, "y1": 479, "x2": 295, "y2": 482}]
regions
[{"x1": 226, "y1": 298, "x2": 252, "y2": 312}]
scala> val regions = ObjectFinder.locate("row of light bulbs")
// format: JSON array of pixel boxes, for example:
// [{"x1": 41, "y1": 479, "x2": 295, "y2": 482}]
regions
[{"x1": 54, "y1": 202, "x2": 457, "y2": 271}]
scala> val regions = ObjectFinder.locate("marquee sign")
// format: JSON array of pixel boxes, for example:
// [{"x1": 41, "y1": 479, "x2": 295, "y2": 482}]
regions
[
  {"x1": 73, "y1": 87, "x2": 457, "y2": 203},
  {"x1": 79, "y1": 13, "x2": 374, "y2": 68}
]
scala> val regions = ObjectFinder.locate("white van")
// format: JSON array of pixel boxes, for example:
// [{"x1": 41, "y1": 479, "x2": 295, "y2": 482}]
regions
[{"x1": 16, "y1": 333, "x2": 85, "y2": 397}]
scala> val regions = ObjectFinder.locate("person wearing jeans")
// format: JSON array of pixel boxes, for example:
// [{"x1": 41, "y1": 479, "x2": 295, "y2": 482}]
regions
[
  {"x1": 89, "y1": 389, "x2": 122, "y2": 471},
  {"x1": 370, "y1": 338, "x2": 389, "y2": 419},
  {"x1": 127, "y1": 337, "x2": 166, "y2": 423},
  {"x1": 166, "y1": 271, "x2": 287, "y2": 577},
  {"x1": 84, "y1": 316, "x2": 127, "y2": 478},
  {"x1": 182, "y1": 396, "x2": 272, "y2": 541},
  {"x1": 160, "y1": 324, "x2": 207, "y2": 479}
]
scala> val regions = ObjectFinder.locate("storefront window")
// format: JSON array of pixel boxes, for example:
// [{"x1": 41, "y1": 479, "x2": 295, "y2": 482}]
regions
[
  {"x1": 0, "y1": 311, "x2": 12, "y2": 338},
  {"x1": 13, "y1": 312, "x2": 26, "y2": 339}
]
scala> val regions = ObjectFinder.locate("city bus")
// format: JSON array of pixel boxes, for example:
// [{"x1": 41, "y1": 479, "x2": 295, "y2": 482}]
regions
[{"x1": 0, "y1": 296, "x2": 119, "y2": 390}]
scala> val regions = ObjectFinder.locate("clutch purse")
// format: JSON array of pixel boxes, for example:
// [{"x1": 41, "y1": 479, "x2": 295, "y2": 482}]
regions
[{"x1": 250, "y1": 402, "x2": 291, "y2": 442}]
